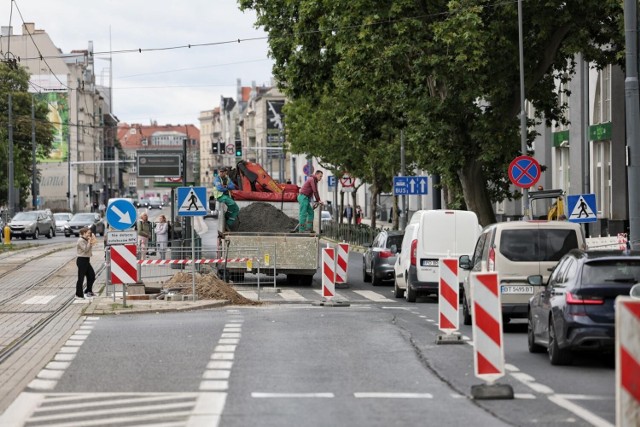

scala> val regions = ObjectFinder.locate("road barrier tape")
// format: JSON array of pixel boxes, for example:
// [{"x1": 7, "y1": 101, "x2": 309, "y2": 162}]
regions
[
  {"x1": 470, "y1": 272, "x2": 505, "y2": 383},
  {"x1": 335, "y1": 243, "x2": 349, "y2": 284},
  {"x1": 616, "y1": 297, "x2": 640, "y2": 426},
  {"x1": 110, "y1": 244, "x2": 138, "y2": 284},
  {"x1": 438, "y1": 258, "x2": 459, "y2": 333},
  {"x1": 322, "y1": 247, "x2": 335, "y2": 299},
  {"x1": 137, "y1": 258, "x2": 252, "y2": 265}
]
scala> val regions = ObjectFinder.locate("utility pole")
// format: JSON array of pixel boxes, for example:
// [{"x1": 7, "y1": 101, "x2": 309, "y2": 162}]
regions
[
  {"x1": 31, "y1": 97, "x2": 37, "y2": 208},
  {"x1": 8, "y1": 94, "x2": 15, "y2": 217},
  {"x1": 518, "y1": 0, "x2": 529, "y2": 219},
  {"x1": 624, "y1": 0, "x2": 640, "y2": 249},
  {"x1": 399, "y1": 130, "x2": 407, "y2": 231}
]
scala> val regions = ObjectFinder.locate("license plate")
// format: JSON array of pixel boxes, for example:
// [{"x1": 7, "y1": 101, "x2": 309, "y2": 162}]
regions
[
  {"x1": 501, "y1": 285, "x2": 533, "y2": 294},
  {"x1": 420, "y1": 259, "x2": 438, "y2": 267}
]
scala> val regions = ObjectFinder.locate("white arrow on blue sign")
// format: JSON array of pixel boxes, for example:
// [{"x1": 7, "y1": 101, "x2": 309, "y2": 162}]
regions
[{"x1": 393, "y1": 176, "x2": 429, "y2": 195}]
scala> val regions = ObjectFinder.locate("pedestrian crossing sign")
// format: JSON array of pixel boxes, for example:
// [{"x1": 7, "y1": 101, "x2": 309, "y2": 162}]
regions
[
  {"x1": 567, "y1": 193, "x2": 597, "y2": 223},
  {"x1": 177, "y1": 187, "x2": 208, "y2": 216}
]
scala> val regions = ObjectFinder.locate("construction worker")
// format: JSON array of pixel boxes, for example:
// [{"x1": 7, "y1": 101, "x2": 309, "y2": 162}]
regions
[
  {"x1": 213, "y1": 167, "x2": 239, "y2": 231},
  {"x1": 297, "y1": 170, "x2": 324, "y2": 232}
]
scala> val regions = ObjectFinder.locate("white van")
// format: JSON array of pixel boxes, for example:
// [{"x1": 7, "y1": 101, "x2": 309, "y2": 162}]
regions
[{"x1": 393, "y1": 209, "x2": 481, "y2": 302}]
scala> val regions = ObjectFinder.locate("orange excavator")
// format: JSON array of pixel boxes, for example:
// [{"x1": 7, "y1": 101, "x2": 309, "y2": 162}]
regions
[{"x1": 229, "y1": 161, "x2": 299, "y2": 202}]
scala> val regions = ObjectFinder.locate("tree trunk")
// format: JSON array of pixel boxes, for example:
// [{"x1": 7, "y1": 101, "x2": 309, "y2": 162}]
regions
[
  {"x1": 458, "y1": 159, "x2": 497, "y2": 227},
  {"x1": 368, "y1": 185, "x2": 379, "y2": 229}
]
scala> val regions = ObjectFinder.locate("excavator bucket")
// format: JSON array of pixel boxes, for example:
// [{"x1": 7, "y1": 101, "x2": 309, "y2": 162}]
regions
[{"x1": 236, "y1": 161, "x2": 284, "y2": 194}]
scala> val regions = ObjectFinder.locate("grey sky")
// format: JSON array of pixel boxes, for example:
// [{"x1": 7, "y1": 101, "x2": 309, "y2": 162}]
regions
[{"x1": 1, "y1": 0, "x2": 274, "y2": 128}]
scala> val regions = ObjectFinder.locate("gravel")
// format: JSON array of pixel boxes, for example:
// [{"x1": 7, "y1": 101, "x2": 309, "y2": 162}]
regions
[{"x1": 236, "y1": 202, "x2": 298, "y2": 232}]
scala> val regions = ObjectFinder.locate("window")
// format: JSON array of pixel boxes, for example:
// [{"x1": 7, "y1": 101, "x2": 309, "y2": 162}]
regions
[
  {"x1": 554, "y1": 146, "x2": 570, "y2": 192},
  {"x1": 500, "y1": 229, "x2": 578, "y2": 262},
  {"x1": 593, "y1": 140, "x2": 611, "y2": 217}
]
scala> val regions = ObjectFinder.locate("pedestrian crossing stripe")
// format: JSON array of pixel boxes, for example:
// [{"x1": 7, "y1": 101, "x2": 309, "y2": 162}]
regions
[
  {"x1": 567, "y1": 193, "x2": 597, "y2": 223},
  {"x1": 177, "y1": 186, "x2": 208, "y2": 216}
]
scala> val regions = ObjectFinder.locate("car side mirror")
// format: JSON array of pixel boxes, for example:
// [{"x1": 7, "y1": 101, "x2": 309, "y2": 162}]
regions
[
  {"x1": 459, "y1": 255, "x2": 471, "y2": 270},
  {"x1": 527, "y1": 275, "x2": 544, "y2": 286},
  {"x1": 631, "y1": 283, "x2": 640, "y2": 299}
]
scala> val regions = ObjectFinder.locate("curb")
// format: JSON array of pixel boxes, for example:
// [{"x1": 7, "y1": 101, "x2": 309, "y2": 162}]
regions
[{"x1": 83, "y1": 298, "x2": 229, "y2": 315}]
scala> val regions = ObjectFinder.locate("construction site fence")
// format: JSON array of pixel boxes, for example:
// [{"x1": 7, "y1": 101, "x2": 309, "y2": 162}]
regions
[
  {"x1": 135, "y1": 242, "x2": 277, "y2": 290},
  {"x1": 322, "y1": 222, "x2": 379, "y2": 247}
]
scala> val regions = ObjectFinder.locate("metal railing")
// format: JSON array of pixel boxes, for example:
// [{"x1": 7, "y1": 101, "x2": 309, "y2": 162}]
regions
[{"x1": 321, "y1": 222, "x2": 380, "y2": 246}]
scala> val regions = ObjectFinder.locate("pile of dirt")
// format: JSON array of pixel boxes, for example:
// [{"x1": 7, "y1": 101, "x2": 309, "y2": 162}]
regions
[
  {"x1": 162, "y1": 271, "x2": 261, "y2": 305},
  {"x1": 236, "y1": 202, "x2": 298, "y2": 232}
]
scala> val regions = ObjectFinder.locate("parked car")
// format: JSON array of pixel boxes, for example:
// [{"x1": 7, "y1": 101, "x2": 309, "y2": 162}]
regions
[
  {"x1": 135, "y1": 197, "x2": 150, "y2": 208},
  {"x1": 8, "y1": 211, "x2": 54, "y2": 239},
  {"x1": 363, "y1": 230, "x2": 404, "y2": 286},
  {"x1": 321, "y1": 210, "x2": 332, "y2": 224},
  {"x1": 459, "y1": 220, "x2": 586, "y2": 325},
  {"x1": 64, "y1": 212, "x2": 105, "y2": 237},
  {"x1": 53, "y1": 212, "x2": 74, "y2": 234},
  {"x1": 148, "y1": 197, "x2": 163, "y2": 209},
  {"x1": 40, "y1": 209, "x2": 57, "y2": 237},
  {"x1": 527, "y1": 249, "x2": 640, "y2": 365},
  {"x1": 394, "y1": 209, "x2": 481, "y2": 302}
]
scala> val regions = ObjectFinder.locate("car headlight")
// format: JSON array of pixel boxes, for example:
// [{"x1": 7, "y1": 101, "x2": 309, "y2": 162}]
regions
[{"x1": 64, "y1": 225, "x2": 70, "y2": 230}]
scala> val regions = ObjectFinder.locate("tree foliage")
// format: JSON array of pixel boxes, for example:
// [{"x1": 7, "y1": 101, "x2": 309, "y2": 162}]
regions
[
  {"x1": 240, "y1": 0, "x2": 624, "y2": 225},
  {"x1": 0, "y1": 61, "x2": 54, "y2": 209}
]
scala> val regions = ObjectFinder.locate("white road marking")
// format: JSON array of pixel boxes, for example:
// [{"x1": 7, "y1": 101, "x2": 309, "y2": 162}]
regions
[
  {"x1": 352, "y1": 290, "x2": 396, "y2": 303},
  {"x1": 22, "y1": 295, "x2": 56, "y2": 304},
  {"x1": 207, "y1": 361, "x2": 233, "y2": 370},
  {"x1": 214, "y1": 345, "x2": 236, "y2": 352},
  {"x1": 211, "y1": 353, "x2": 234, "y2": 360},
  {"x1": 218, "y1": 338, "x2": 239, "y2": 345},
  {"x1": 27, "y1": 379, "x2": 56, "y2": 390},
  {"x1": 37, "y1": 369, "x2": 64, "y2": 380},
  {"x1": 203, "y1": 370, "x2": 230, "y2": 380},
  {"x1": 279, "y1": 289, "x2": 307, "y2": 301},
  {"x1": 200, "y1": 381, "x2": 229, "y2": 391},
  {"x1": 354, "y1": 393, "x2": 433, "y2": 399},
  {"x1": 548, "y1": 395, "x2": 614, "y2": 427},
  {"x1": 252, "y1": 393, "x2": 334, "y2": 398},
  {"x1": 221, "y1": 333, "x2": 240, "y2": 338},
  {"x1": 46, "y1": 361, "x2": 70, "y2": 370}
]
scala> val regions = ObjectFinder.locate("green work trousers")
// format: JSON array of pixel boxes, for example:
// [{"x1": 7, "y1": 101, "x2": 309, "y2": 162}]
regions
[
  {"x1": 218, "y1": 194, "x2": 239, "y2": 229},
  {"x1": 297, "y1": 194, "x2": 314, "y2": 232}
]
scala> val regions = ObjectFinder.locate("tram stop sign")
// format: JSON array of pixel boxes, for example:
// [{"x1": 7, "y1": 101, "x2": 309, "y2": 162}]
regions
[{"x1": 508, "y1": 155, "x2": 541, "y2": 189}]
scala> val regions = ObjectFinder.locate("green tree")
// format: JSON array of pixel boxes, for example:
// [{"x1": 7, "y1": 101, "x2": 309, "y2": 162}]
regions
[
  {"x1": 0, "y1": 61, "x2": 54, "y2": 210},
  {"x1": 240, "y1": 0, "x2": 624, "y2": 225}
]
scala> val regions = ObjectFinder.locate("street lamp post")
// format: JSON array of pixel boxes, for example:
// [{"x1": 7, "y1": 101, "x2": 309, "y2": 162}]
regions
[{"x1": 518, "y1": 0, "x2": 529, "y2": 219}]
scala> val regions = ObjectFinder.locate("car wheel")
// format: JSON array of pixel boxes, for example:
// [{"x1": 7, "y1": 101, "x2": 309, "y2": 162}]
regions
[
  {"x1": 46, "y1": 228, "x2": 53, "y2": 239},
  {"x1": 371, "y1": 264, "x2": 381, "y2": 286},
  {"x1": 527, "y1": 312, "x2": 545, "y2": 353},
  {"x1": 393, "y1": 278, "x2": 404, "y2": 298},
  {"x1": 362, "y1": 259, "x2": 371, "y2": 282},
  {"x1": 405, "y1": 276, "x2": 417, "y2": 303},
  {"x1": 65, "y1": 233, "x2": 70, "y2": 238},
  {"x1": 548, "y1": 317, "x2": 572, "y2": 365},
  {"x1": 33, "y1": 229, "x2": 39, "y2": 240},
  {"x1": 462, "y1": 292, "x2": 472, "y2": 325},
  {"x1": 21, "y1": 236, "x2": 27, "y2": 240}
]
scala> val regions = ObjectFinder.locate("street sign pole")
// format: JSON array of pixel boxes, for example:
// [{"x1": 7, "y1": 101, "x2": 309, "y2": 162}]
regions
[{"x1": 400, "y1": 130, "x2": 406, "y2": 231}]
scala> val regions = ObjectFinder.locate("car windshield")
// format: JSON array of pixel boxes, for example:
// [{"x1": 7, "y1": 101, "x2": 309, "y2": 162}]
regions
[
  {"x1": 13, "y1": 212, "x2": 37, "y2": 221},
  {"x1": 54, "y1": 213, "x2": 72, "y2": 220},
  {"x1": 500, "y1": 229, "x2": 579, "y2": 262},
  {"x1": 321, "y1": 212, "x2": 331, "y2": 219},
  {"x1": 72, "y1": 214, "x2": 96, "y2": 222},
  {"x1": 582, "y1": 260, "x2": 640, "y2": 287}
]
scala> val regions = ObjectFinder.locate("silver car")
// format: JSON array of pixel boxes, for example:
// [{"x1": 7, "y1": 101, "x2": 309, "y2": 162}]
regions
[
  {"x1": 54, "y1": 212, "x2": 74, "y2": 233},
  {"x1": 8, "y1": 211, "x2": 55, "y2": 240}
]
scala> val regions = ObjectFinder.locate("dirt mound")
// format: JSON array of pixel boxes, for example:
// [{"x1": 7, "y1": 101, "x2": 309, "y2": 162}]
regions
[
  {"x1": 237, "y1": 202, "x2": 298, "y2": 232},
  {"x1": 163, "y1": 271, "x2": 261, "y2": 305}
]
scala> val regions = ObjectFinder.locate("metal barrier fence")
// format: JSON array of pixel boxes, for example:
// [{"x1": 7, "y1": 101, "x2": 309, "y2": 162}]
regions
[{"x1": 322, "y1": 221, "x2": 380, "y2": 246}]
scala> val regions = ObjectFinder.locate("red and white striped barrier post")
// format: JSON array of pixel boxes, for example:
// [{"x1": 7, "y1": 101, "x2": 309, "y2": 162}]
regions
[
  {"x1": 436, "y1": 258, "x2": 463, "y2": 344},
  {"x1": 470, "y1": 272, "x2": 513, "y2": 399},
  {"x1": 616, "y1": 296, "x2": 640, "y2": 426},
  {"x1": 110, "y1": 244, "x2": 138, "y2": 308},
  {"x1": 335, "y1": 243, "x2": 349, "y2": 286},
  {"x1": 322, "y1": 247, "x2": 335, "y2": 300}
]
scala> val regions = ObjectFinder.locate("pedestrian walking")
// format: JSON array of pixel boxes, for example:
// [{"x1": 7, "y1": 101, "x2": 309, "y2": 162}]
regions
[
  {"x1": 213, "y1": 167, "x2": 239, "y2": 231},
  {"x1": 155, "y1": 214, "x2": 169, "y2": 260},
  {"x1": 344, "y1": 204, "x2": 353, "y2": 225},
  {"x1": 297, "y1": 170, "x2": 324, "y2": 232},
  {"x1": 135, "y1": 212, "x2": 152, "y2": 259},
  {"x1": 355, "y1": 205, "x2": 363, "y2": 225},
  {"x1": 76, "y1": 227, "x2": 97, "y2": 299}
]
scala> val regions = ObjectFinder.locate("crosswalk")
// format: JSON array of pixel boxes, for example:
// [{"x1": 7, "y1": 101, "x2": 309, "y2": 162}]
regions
[{"x1": 234, "y1": 287, "x2": 400, "y2": 304}]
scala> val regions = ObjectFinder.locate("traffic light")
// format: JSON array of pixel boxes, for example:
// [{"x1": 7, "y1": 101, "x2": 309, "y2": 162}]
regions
[
  {"x1": 212, "y1": 141, "x2": 218, "y2": 154},
  {"x1": 235, "y1": 139, "x2": 242, "y2": 157},
  {"x1": 220, "y1": 142, "x2": 225, "y2": 154}
]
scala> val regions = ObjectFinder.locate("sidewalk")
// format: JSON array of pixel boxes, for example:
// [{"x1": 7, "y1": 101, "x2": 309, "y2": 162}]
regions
[{"x1": 82, "y1": 295, "x2": 229, "y2": 315}]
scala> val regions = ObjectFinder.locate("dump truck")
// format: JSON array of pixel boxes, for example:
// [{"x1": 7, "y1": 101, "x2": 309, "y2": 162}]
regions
[{"x1": 215, "y1": 162, "x2": 321, "y2": 285}]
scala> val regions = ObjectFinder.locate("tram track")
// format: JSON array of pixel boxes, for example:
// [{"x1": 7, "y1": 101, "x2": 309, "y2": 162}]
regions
[{"x1": 0, "y1": 245, "x2": 106, "y2": 365}]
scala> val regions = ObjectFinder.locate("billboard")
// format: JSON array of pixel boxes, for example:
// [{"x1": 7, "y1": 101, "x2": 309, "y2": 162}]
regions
[{"x1": 34, "y1": 92, "x2": 70, "y2": 163}]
